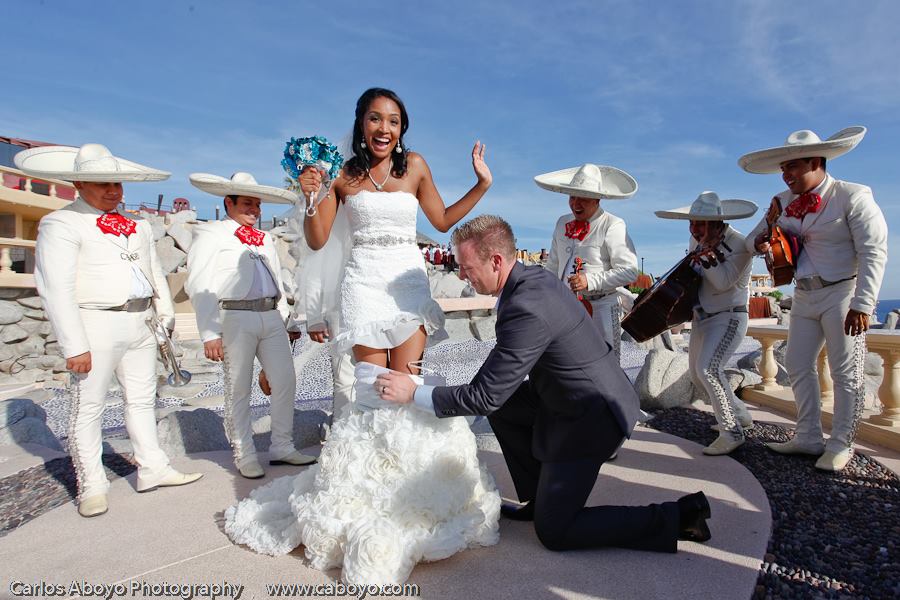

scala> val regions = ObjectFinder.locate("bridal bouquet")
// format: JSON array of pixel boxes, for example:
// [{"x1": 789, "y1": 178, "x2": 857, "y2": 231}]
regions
[{"x1": 282, "y1": 135, "x2": 344, "y2": 216}]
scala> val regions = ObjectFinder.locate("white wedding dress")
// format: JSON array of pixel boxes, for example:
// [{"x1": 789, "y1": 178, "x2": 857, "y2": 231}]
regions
[{"x1": 224, "y1": 190, "x2": 499, "y2": 584}]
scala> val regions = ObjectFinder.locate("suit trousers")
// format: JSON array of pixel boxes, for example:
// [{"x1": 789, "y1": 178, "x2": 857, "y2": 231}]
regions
[
  {"x1": 588, "y1": 295, "x2": 622, "y2": 360},
  {"x1": 221, "y1": 309, "x2": 297, "y2": 466},
  {"x1": 488, "y1": 380, "x2": 679, "y2": 553},
  {"x1": 70, "y1": 308, "x2": 172, "y2": 499},
  {"x1": 785, "y1": 279, "x2": 866, "y2": 452},
  {"x1": 689, "y1": 310, "x2": 751, "y2": 436}
]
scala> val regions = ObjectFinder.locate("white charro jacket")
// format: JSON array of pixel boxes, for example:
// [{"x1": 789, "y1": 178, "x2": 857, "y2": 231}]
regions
[
  {"x1": 185, "y1": 218, "x2": 292, "y2": 342},
  {"x1": 745, "y1": 174, "x2": 888, "y2": 314},
  {"x1": 545, "y1": 208, "x2": 639, "y2": 294},
  {"x1": 691, "y1": 224, "x2": 752, "y2": 314},
  {"x1": 34, "y1": 198, "x2": 175, "y2": 359}
]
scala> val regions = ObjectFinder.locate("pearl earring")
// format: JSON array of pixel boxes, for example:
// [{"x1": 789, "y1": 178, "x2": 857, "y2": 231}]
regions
[
  {"x1": 360, "y1": 140, "x2": 366, "y2": 149},
  {"x1": 395, "y1": 142, "x2": 402, "y2": 154}
]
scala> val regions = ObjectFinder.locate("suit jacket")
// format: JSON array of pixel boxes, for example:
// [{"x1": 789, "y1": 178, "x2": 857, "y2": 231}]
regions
[
  {"x1": 545, "y1": 209, "x2": 638, "y2": 294},
  {"x1": 692, "y1": 224, "x2": 752, "y2": 313},
  {"x1": 185, "y1": 219, "x2": 291, "y2": 342},
  {"x1": 432, "y1": 262, "x2": 643, "y2": 461},
  {"x1": 34, "y1": 198, "x2": 175, "y2": 359},
  {"x1": 745, "y1": 174, "x2": 887, "y2": 314}
]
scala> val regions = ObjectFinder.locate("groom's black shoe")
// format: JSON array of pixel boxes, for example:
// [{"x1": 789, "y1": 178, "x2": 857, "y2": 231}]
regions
[
  {"x1": 677, "y1": 491, "x2": 711, "y2": 542},
  {"x1": 500, "y1": 501, "x2": 535, "y2": 521}
]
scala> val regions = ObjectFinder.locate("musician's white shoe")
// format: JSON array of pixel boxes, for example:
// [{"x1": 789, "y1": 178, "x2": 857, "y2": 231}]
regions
[
  {"x1": 137, "y1": 469, "x2": 203, "y2": 492},
  {"x1": 766, "y1": 438, "x2": 825, "y2": 456},
  {"x1": 702, "y1": 433, "x2": 745, "y2": 455},
  {"x1": 237, "y1": 458, "x2": 265, "y2": 479},
  {"x1": 78, "y1": 494, "x2": 108, "y2": 518},
  {"x1": 815, "y1": 448, "x2": 854, "y2": 472}
]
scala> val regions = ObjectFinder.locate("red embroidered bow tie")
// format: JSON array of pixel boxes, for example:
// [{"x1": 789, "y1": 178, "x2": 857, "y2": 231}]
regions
[
  {"x1": 96, "y1": 213, "x2": 137, "y2": 237},
  {"x1": 564, "y1": 220, "x2": 590, "y2": 241},
  {"x1": 235, "y1": 225, "x2": 265, "y2": 246},
  {"x1": 784, "y1": 192, "x2": 822, "y2": 219}
]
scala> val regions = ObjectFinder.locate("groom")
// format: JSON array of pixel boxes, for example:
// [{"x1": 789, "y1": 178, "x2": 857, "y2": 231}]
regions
[{"x1": 376, "y1": 215, "x2": 711, "y2": 553}]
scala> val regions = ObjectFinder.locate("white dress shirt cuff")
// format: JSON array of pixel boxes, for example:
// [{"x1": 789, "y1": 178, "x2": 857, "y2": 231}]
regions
[{"x1": 413, "y1": 384, "x2": 436, "y2": 413}]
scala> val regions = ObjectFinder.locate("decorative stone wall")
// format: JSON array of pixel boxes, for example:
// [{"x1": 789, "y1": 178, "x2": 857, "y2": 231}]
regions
[{"x1": 0, "y1": 291, "x2": 65, "y2": 385}]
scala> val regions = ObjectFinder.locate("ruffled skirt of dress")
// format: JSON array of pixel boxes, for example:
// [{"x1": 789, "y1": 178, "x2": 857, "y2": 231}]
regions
[
  {"x1": 224, "y1": 406, "x2": 500, "y2": 585},
  {"x1": 331, "y1": 243, "x2": 448, "y2": 352}
]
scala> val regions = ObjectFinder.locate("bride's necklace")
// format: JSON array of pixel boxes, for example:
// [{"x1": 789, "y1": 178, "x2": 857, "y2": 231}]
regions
[{"x1": 366, "y1": 164, "x2": 391, "y2": 191}]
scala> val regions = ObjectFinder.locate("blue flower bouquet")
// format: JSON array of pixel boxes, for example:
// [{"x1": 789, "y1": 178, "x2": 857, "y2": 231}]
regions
[{"x1": 282, "y1": 136, "x2": 344, "y2": 216}]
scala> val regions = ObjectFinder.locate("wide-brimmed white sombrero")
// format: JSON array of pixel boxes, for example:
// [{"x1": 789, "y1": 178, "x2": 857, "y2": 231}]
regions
[
  {"x1": 189, "y1": 172, "x2": 298, "y2": 205},
  {"x1": 534, "y1": 163, "x2": 638, "y2": 199},
  {"x1": 738, "y1": 126, "x2": 866, "y2": 174},
  {"x1": 13, "y1": 143, "x2": 170, "y2": 182},
  {"x1": 655, "y1": 191, "x2": 758, "y2": 221}
]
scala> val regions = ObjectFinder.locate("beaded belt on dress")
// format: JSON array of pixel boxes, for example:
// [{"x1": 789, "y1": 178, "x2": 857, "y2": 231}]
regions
[
  {"x1": 352, "y1": 234, "x2": 417, "y2": 247},
  {"x1": 220, "y1": 297, "x2": 277, "y2": 311}
]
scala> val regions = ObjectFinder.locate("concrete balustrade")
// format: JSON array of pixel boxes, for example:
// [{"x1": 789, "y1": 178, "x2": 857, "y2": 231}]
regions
[{"x1": 743, "y1": 324, "x2": 900, "y2": 450}]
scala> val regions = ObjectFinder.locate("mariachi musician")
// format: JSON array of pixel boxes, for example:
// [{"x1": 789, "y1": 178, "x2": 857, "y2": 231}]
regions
[
  {"x1": 655, "y1": 192, "x2": 758, "y2": 455},
  {"x1": 18, "y1": 143, "x2": 203, "y2": 518},
  {"x1": 742, "y1": 127, "x2": 887, "y2": 472},
  {"x1": 537, "y1": 163, "x2": 639, "y2": 359},
  {"x1": 186, "y1": 172, "x2": 315, "y2": 479}
]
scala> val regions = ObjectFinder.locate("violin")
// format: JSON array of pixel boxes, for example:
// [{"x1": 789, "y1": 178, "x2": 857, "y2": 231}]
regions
[
  {"x1": 572, "y1": 257, "x2": 594, "y2": 316},
  {"x1": 763, "y1": 197, "x2": 798, "y2": 286}
]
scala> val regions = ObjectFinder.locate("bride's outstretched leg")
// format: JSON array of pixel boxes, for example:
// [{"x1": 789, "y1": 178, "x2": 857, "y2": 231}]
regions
[{"x1": 389, "y1": 327, "x2": 427, "y2": 374}]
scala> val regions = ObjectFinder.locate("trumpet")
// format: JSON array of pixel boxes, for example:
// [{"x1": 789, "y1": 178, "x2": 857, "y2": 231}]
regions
[{"x1": 146, "y1": 305, "x2": 192, "y2": 387}]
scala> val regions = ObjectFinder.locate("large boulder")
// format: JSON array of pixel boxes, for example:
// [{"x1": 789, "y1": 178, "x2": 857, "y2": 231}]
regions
[
  {"x1": 430, "y1": 272, "x2": 469, "y2": 298},
  {"x1": 634, "y1": 348, "x2": 694, "y2": 410},
  {"x1": 155, "y1": 407, "x2": 230, "y2": 456},
  {"x1": 470, "y1": 314, "x2": 497, "y2": 341},
  {"x1": 165, "y1": 221, "x2": 193, "y2": 253},
  {"x1": 0, "y1": 398, "x2": 63, "y2": 451},
  {"x1": 15, "y1": 296, "x2": 45, "y2": 310},
  {"x1": 0, "y1": 324, "x2": 29, "y2": 344},
  {"x1": 442, "y1": 311, "x2": 475, "y2": 342},
  {"x1": 0, "y1": 301, "x2": 24, "y2": 325},
  {"x1": 155, "y1": 236, "x2": 187, "y2": 274},
  {"x1": 884, "y1": 310, "x2": 899, "y2": 330}
]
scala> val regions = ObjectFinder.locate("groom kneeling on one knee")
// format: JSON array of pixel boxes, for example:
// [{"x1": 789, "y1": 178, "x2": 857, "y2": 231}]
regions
[{"x1": 376, "y1": 214, "x2": 711, "y2": 552}]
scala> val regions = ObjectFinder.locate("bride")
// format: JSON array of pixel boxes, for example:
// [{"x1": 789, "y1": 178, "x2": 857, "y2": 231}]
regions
[{"x1": 225, "y1": 88, "x2": 500, "y2": 584}]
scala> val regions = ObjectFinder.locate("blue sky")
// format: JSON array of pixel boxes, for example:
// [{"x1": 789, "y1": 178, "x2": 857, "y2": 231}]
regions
[{"x1": 5, "y1": 0, "x2": 899, "y2": 298}]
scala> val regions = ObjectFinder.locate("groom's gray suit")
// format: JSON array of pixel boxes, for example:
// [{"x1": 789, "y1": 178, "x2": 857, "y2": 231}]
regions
[{"x1": 431, "y1": 262, "x2": 681, "y2": 552}]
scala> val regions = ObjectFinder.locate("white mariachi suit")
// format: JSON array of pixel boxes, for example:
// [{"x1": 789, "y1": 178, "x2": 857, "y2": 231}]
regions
[
  {"x1": 545, "y1": 208, "x2": 639, "y2": 358},
  {"x1": 35, "y1": 198, "x2": 176, "y2": 500},
  {"x1": 688, "y1": 225, "x2": 754, "y2": 436},
  {"x1": 746, "y1": 174, "x2": 888, "y2": 452},
  {"x1": 186, "y1": 219, "x2": 298, "y2": 468}
]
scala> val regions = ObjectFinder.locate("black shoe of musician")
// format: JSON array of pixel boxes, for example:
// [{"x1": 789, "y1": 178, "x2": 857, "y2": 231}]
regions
[
  {"x1": 500, "y1": 501, "x2": 535, "y2": 521},
  {"x1": 677, "y1": 491, "x2": 712, "y2": 542}
]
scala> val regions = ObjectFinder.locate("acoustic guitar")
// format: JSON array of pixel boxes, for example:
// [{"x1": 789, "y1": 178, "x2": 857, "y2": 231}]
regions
[{"x1": 764, "y1": 197, "x2": 799, "y2": 286}]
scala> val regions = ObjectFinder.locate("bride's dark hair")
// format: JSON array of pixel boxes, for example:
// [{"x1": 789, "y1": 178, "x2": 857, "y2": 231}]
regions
[{"x1": 345, "y1": 87, "x2": 409, "y2": 180}]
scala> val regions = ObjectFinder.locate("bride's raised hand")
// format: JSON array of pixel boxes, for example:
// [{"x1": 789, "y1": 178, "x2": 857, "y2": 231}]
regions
[
  {"x1": 471, "y1": 141, "x2": 492, "y2": 189},
  {"x1": 298, "y1": 166, "x2": 323, "y2": 200}
]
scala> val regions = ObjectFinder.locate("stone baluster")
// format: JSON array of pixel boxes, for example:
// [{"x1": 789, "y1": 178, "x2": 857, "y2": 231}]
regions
[
  {"x1": 754, "y1": 334, "x2": 782, "y2": 390},
  {"x1": 24, "y1": 176, "x2": 32, "y2": 193},
  {"x1": 868, "y1": 347, "x2": 900, "y2": 427},
  {"x1": 0, "y1": 247, "x2": 12, "y2": 273}
]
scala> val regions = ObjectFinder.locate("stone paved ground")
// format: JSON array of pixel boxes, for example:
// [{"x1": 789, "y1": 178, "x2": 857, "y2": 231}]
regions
[{"x1": 649, "y1": 408, "x2": 900, "y2": 600}]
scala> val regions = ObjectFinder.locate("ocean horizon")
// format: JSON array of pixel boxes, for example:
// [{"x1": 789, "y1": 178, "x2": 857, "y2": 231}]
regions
[{"x1": 877, "y1": 299, "x2": 900, "y2": 323}]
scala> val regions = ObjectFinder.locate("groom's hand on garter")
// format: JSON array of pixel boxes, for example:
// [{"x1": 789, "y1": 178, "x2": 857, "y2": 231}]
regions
[{"x1": 376, "y1": 371, "x2": 416, "y2": 404}]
